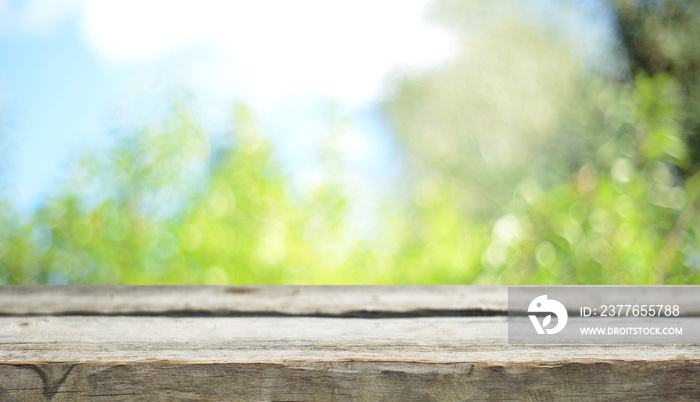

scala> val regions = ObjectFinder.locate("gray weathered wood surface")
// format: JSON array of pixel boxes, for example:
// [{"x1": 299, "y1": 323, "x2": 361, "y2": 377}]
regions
[
  {"x1": 0, "y1": 285, "x2": 507, "y2": 315},
  {"x1": 0, "y1": 286, "x2": 698, "y2": 401}
]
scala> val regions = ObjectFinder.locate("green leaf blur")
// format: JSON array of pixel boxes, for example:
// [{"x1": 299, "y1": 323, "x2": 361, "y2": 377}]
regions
[{"x1": 1, "y1": 0, "x2": 700, "y2": 284}]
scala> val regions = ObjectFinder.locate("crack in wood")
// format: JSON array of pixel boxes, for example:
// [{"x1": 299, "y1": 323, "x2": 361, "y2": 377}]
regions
[{"x1": 0, "y1": 308, "x2": 508, "y2": 318}]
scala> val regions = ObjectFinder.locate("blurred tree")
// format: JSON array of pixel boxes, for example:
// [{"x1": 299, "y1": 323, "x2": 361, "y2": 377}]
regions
[
  {"x1": 12, "y1": 97, "x2": 210, "y2": 284},
  {"x1": 386, "y1": 1, "x2": 583, "y2": 219},
  {"x1": 610, "y1": 0, "x2": 700, "y2": 172},
  {"x1": 384, "y1": 0, "x2": 700, "y2": 284},
  {"x1": 0, "y1": 99, "x2": 376, "y2": 284}
]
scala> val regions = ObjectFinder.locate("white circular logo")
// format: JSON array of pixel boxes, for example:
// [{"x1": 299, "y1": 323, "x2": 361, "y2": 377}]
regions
[{"x1": 528, "y1": 295, "x2": 568, "y2": 335}]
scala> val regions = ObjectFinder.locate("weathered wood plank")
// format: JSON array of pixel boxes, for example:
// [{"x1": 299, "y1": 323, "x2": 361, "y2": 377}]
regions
[
  {"x1": 1, "y1": 286, "x2": 699, "y2": 400},
  {"x1": 1, "y1": 316, "x2": 699, "y2": 363},
  {"x1": 0, "y1": 285, "x2": 507, "y2": 315},
  {"x1": 1, "y1": 361, "x2": 699, "y2": 401},
  {"x1": 5, "y1": 285, "x2": 698, "y2": 316},
  {"x1": 1, "y1": 315, "x2": 699, "y2": 400}
]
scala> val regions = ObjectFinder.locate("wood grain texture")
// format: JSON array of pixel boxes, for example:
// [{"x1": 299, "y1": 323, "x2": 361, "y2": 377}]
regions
[
  {"x1": 2, "y1": 361, "x2": 699, "y2": 401},
  {"x1": 0, "y1": 285, "x2": 507, "y2": 315},
  {"x1": 0, "y1": 286, "x2": 698, "y2": 401},
  {"x1": 2, "y1": 316, "x2": 700, "y2": 363}
]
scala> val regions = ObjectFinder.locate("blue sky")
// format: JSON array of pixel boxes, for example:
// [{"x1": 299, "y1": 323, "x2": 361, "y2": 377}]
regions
[
  {"x1": 1, "y1": 15, "x2": 126, "y2": 209},
  {"x1": 0, "y1": 0, "x2": 616, "y2": 215},
  {"x1": 0, "y1": 0, "x2": 451, "y2": 211}
]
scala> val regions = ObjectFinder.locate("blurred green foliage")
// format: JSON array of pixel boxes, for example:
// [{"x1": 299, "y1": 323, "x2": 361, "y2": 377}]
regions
[
  {"x1": 386, "y1": 0, "x2": 700, "y2": 284},
  {"x1": 1, "y1": 0, "x2": 700, "y2": 284}
]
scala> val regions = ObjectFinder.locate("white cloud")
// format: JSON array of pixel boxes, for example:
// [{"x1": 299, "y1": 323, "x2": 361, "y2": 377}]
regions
[
  {"x1": 3, "y1": 0, "x2": 455, "y2": 105},
  {"x1": 80, "y1": 0, "x2": 208, "y2": 61},
  {"x1": 78, "y1": 0, "x2": 454, "y2": 104}
]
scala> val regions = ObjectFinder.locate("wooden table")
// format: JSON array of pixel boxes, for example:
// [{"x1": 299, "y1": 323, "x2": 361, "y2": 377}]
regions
[{"x1": 1, "y1": 286, "x2": 698, "y2": 401}]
